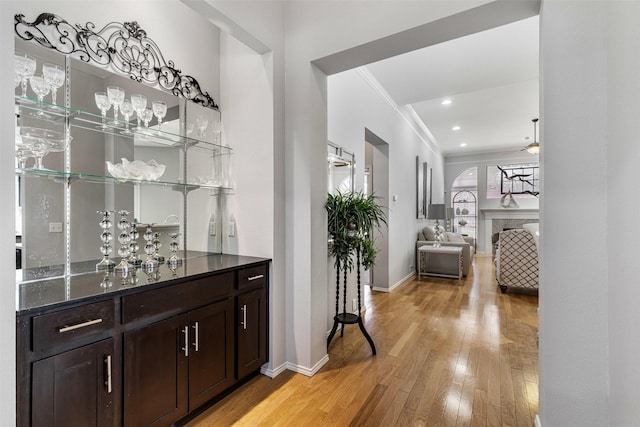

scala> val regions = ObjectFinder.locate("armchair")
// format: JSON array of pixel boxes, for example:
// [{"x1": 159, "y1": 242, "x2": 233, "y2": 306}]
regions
[
  {"x1": 495, "y1": 228, "x2": 539, "y2": 293},
  {"x1": 416, "y1": 226, "x2": 475, "y2": 277}
]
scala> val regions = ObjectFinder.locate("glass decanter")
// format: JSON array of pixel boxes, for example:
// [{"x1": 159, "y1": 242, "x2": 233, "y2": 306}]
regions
[
  {"x1": 152, "y1": 232, "x2": 164, "y2": 263},
  {"x1": 142, "y1": 224, "x2": 158, "y2": 271},
  {"x1": 96, "y1": 210, "x2": 116, "y2": 270},
  {"x1": 128, "y1": 223, "x2": 141, "y2": 266},
  {"x1": 114, "y1": 210, "x2": 133, "y2": 273},
  {"x1": 166, "y1": 232, "x2": 182, "y2": 268}
]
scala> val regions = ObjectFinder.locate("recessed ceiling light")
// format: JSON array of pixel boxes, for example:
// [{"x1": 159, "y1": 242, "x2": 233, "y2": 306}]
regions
[
  {"x1": 441, "y1": 99, "x2": 452, "y2": 105},
  {"x1": 460, "y1": 142, "x2": 467, "y2": 147},
  {"x1": 452, "y1": 125, "x2": 461, "y2": 131}
]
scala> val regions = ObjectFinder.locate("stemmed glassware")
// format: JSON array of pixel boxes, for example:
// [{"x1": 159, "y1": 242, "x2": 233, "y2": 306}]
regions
[
  {"x1": 152, "y1": 101, "x2": 167, "y2": 130},
  {"x1": 167, "y1": 232, "x2": 182, "y2": 268},
  {"x1": 107, "y1": 86, "x2": 125, "y2": 123},
  {"x1": 120, "y1": 99, "x2": 134, "y2": 134},
  {"x1": 141, "y1": 108, "x2": 154, "y2": 130},
  {"x1": 130, "y1": 94, "x2": 147, "y2": 128},
  {"x1": 42, "y1": 63, "x2": 65, "y2": 105},
  {"x1": 211, "y1": 121, "x2": 222, "y2": 145},
  {"x1": 15, "y1": 54, "x2": 36, "y2": 97},
  {"x1": 95, "y1": 92, "x2": 111, "y2": 128},
  {"x1": 195, "y1": 116, "x2": 208, "y2": 139},
  {"x1": 29, "y1": 75, "x2": 50, "y2": 105},
  {"x1": 114, "y1": 210, "x2": 133, "y2": 273},
  {"x1": 96, "y1": 210, "x2": 116, "y2": 270}
]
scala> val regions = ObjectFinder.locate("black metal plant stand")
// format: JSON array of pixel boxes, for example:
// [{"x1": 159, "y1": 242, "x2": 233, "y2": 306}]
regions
[{"x1": 327, "y1": 247, "x2": 376, "y2": 355}]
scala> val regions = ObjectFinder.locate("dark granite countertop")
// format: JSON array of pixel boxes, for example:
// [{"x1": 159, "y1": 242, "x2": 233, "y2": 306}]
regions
[{"x1": 16, "y1": 251, "x2": 271, "y2": 314}]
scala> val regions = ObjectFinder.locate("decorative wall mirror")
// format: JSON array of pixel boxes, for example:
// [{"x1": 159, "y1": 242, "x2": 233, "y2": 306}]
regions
[
  {"x1": 14, "y1": 12, "x2": 229, "y2": 283},
  {"x1": 327, "y1": 141, "x2": 355, "y2": 194}
]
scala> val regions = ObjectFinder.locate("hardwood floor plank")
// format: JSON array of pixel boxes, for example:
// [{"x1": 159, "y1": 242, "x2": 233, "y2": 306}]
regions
[{"x1": 186, "y1": 255, "x2": 538, "y2": 427}]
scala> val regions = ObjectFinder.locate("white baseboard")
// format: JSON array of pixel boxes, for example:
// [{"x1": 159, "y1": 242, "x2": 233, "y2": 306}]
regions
[
  {"x1": 260, "y1": 362, "x2": 288, "y2": 378},
  {"x1": 535, "y1": 414, "x2": 541, "y2": 427},
  {"x1": 372, "y1": 272, "x2": 414, "y2": 293},
  {"x1": 285, "y1": 354, "x2": 329, "y2": 377}
]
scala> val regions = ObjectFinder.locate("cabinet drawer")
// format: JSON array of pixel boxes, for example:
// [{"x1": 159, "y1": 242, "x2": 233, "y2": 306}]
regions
[
  {"x1": 32, "y1": 300, "x2": 114, "y2": 352},
  {"x1": 237, "y1": 264, "x2": 268, "y2": 291},
  {"x1": 122, "y1": 272, "x2": 234, "y2": 324}
]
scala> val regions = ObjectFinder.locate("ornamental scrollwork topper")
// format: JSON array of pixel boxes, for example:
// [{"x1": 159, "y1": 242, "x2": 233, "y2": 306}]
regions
[{"x1": 14, "y1": 12, "x2": 219, "y2": 110}]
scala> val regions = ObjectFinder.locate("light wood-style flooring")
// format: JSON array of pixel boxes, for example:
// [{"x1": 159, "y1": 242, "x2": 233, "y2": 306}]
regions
[{"x1": 187, "y1": 254, "x2": 539, "y2": 427}]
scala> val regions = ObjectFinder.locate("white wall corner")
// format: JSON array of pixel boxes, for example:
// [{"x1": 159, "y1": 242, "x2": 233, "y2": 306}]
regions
[
  {"x1": 260, "y1": 362, "x2": 288, "y2": 379},
  {"x1": 535, "y1": 414, "x2": 541, "y2": 427},
  {"x1": 285, "y1": 354, "x2": 329, "y2": 377},
  {"x1": 372, "y1": 271, "x2": 414, "y2": 293}
]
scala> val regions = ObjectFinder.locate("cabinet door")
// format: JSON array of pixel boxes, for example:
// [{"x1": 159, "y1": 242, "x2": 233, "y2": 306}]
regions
[
  {"x1": 123, "y1": 314, "x2": 188, "y2": 427},
  {"x1": 32, "y1": 338, "x2": 114, "y2": 427},
  {"x1": 188, "y1": 299, "x2": 234, "y2": 409},
  {"x1": 237, "y1": 288, "x2": 267, "y2": 380}
]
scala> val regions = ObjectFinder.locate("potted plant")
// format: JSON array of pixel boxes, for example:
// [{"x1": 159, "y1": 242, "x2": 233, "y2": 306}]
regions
[{"x1": 326, "y1": 190, "x2": 387, "y2": 354}]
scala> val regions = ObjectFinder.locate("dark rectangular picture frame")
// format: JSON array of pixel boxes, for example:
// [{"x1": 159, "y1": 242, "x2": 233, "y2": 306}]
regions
[{"x1": 416, "y1": 156, "x2": 425, "y2": 219}]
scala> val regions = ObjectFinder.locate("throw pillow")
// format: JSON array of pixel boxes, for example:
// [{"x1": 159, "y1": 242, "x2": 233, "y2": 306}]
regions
[
  {"x1": 446, "y1": 232, "x2": 466, "y2": 243},
  {"x1": 423, "y1": 226, "x2": 436, "y2": 241}
]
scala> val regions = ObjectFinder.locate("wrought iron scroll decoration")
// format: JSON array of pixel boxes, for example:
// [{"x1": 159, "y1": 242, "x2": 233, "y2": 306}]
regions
[{"x1": 14, "y1": 12, "x2": 219, "y2": 110}]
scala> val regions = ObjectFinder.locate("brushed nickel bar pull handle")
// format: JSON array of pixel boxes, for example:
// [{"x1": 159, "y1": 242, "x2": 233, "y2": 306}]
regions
[
  {"x1": 192, "y1": 322, "x2": 199, "y2": 352},
  {"x1": 182, "y1": 326, "x2": 189, "y2": 357},
  {"x1": 241, "y1": 305, "x2": 247, "y2": 330},
  {"x1": 58, "y1": 318, "x2": 103, "y2": 333},
  {"x1": 105, "y1": 355, "x2": 112, "y2": 394},
  {"x1": 247, "y1": 275, "x2": 264, "y2": 281}
]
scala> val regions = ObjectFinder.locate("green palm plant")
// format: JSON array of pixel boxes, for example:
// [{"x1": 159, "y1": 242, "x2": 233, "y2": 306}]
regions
[{"x1": 326, "y1": 191, "x2": 387, "y2": 272}]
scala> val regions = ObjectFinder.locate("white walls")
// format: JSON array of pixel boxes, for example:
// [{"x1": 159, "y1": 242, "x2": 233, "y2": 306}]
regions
[
  {"x1": 607, "y1": 3, "x2": 640, "y2": 424},
  {"x1": 0, "y1": 2, "x2": 16, "y2": 423},
  {"x1": 539, "y1": 1, "x2": 608, "y2": 425},
  {"x1": 328, "y1": 69, "x2": 445, "y2": 294}
]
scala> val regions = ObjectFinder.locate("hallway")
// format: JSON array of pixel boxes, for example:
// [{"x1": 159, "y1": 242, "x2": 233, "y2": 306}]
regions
[{"x1": 188, "y1": 254, "x2": 539, "y2": 426}]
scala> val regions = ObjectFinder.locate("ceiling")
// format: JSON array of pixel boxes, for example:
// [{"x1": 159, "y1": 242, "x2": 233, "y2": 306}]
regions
[{"x1": 365, "y1": 15, "x2": 539, "y2": 156}]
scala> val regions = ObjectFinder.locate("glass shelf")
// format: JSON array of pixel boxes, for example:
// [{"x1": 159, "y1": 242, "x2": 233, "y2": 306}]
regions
[
  {"x1": 16, "y1": 167, "x2": 233, "y2": 193},
  {"x1": 15, "y1": 95, "x2": 232, "y2": 153}
]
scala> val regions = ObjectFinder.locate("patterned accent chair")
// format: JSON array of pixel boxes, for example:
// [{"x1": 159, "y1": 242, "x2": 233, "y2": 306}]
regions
[{"x1": 495, "y1": 228, "x2": 539, "y2": 293}]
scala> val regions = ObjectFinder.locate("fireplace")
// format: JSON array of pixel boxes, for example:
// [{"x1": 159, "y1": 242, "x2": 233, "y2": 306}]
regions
[{"x1": 480, "y1": 208, "x2": 539, "y2": 253}]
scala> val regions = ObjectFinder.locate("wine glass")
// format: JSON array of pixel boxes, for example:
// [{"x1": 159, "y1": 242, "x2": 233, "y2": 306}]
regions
[
  {"x1": 195, "y1": 116, "x2": 208, "y2": 139},
  {"x1": 15, "y1": 54, "x2": 36, "y2": 97},
  {"x1": 120, "y1": 99, "x2": 134, "y2": 134},
  {"x1": 130, "y1": 94, "x2": 147, "y2": 128},
  {"x1": 107, "y1": 86, "x2": 125, "y2": 122},
  {"x1": 42, "y1": 63, "x2": 65, "y2": 105},
  {"x1": 152, "y1": 101, "x2": 167, "y2": 130},
  {"x1": 95, "y1": 92, "x2": 111, "y2": 128},
  {"x1": 29, "y1": 75, "x2": 50, "y2": 105},
  {"x1": 141, "y1": 108, "x2": 154, "y2": 130}
]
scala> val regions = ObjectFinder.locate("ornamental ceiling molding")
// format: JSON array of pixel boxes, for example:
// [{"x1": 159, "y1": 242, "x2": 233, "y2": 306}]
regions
[{"x1": 14, "y1": 12, "x2": 219, "y2": 110}]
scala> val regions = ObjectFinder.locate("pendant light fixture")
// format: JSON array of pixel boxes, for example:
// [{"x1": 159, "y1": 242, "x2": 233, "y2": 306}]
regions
[{"x1": 525, "y1": 118, "x2": 540, "y2": 154}]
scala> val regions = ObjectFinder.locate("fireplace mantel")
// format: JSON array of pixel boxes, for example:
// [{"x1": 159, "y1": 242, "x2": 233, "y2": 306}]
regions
[
  {"x1": 479, "y1": 209, "x2": 539, "y2": 253},
  {"x1": 481, "y1": 208, "x2": 539, "y2": 219}
]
